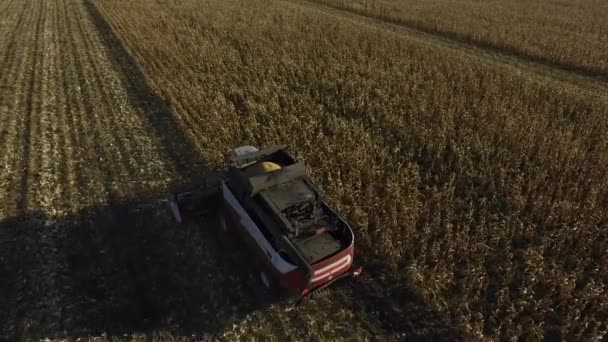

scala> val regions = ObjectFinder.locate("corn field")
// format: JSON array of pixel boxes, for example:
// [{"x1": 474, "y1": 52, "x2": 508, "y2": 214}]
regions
[{"x1": 0, "y1": 0, "x2": 607, "y2": 340}]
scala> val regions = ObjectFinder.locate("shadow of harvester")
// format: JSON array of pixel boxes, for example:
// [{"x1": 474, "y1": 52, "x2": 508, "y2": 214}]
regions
[{"x1": 0, "y1": 199, "x2": 270, "y2": 339}]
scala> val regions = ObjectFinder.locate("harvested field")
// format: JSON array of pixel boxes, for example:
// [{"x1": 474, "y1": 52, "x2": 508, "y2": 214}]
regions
[
  {"x1": 0, "y1": 0, "x2": 180, "y2": 221},
  {"x1": 1, "y1": 0, "x2": 607, "y2": 340}
]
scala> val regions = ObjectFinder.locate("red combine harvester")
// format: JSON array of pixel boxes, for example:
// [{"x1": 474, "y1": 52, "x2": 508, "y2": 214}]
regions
[{"x1": 168, "y1": 146, "x2": 362, "y2": 309}]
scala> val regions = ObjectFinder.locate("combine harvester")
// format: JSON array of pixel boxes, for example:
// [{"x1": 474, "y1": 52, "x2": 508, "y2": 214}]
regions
[{"x1": 168, "y1": 146, "x2": 362, "y2": 310}]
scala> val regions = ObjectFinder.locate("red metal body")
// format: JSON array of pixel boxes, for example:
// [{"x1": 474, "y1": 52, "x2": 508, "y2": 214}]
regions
[{"x1": 222, "y1": 183, "x2": 356, "y2": 297}]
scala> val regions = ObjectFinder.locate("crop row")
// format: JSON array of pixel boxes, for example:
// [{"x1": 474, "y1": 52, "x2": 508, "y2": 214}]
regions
[{"x1": 312, "y1": 0, "x2": 608, "y2": 77}]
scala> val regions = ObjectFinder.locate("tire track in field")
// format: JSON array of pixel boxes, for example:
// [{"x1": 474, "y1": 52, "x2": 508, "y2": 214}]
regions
[{"x1": 285, "y1": 0, "x2": 608, "y2": 102}]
